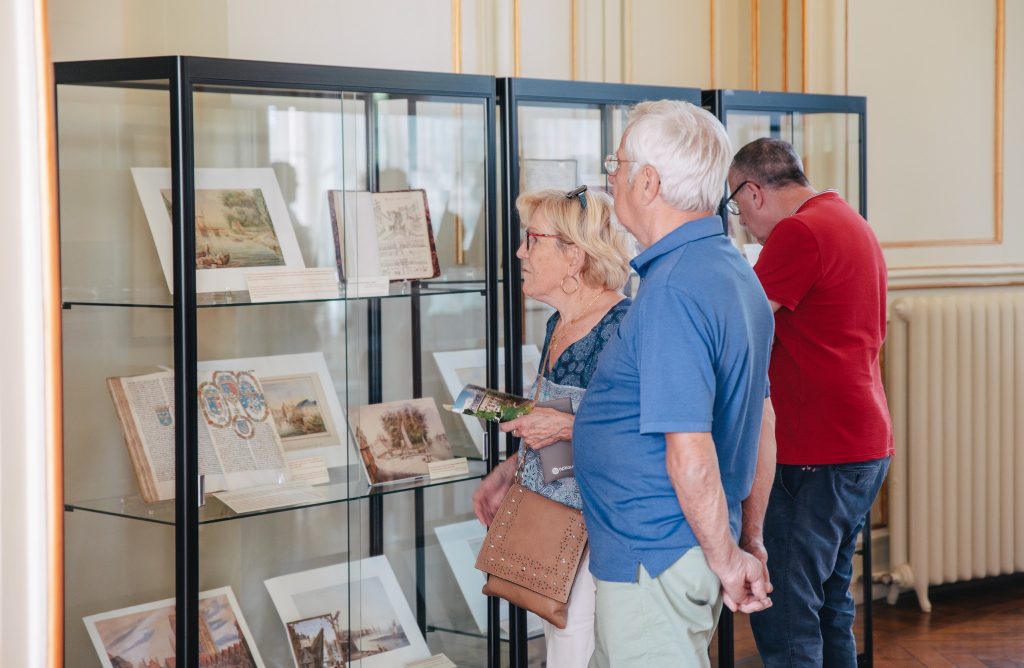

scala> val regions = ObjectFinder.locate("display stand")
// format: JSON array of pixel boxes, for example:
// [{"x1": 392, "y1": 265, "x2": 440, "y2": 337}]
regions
[{"x1": 57, "y1": 56, "x2": 499, "y2": 668}]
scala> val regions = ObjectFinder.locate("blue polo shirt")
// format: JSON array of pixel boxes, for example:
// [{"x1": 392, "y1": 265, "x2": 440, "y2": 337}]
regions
[{"x1": 574, "y1": 216, "x2": 774, "y2": 582}]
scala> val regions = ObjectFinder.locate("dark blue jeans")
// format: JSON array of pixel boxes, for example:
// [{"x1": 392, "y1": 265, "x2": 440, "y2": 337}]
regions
[{"x1": 750, "y1": 457, "x2": 890, "y2": 667}]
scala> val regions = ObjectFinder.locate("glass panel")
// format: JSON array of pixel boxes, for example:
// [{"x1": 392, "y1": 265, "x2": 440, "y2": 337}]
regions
[
  {"x1": 517, "y1": 102, "x2": 600, "y2": 380},
  {"x1": 349, "y1": 92, "x2": 494, "y2": 662},
  {"x1": 724, "y1": 111, "x2": 778, "y2": 246},
  {"x1": 190, "y1": 88, "x2": 348, "y2": 294},
  {"x1": 724, "y1": 109, "x2": 861, "y2": 247},
  {"x1": 517, "y1": 101, "x2": 636, "y2": 192},
  {"x1": 796, "y1": 112, "x2": 861, "y2": 214},
  {"x1": 58, "y1": 83, "x2": 173, "y2": 304},
  {"x1": 518, "y1": 103, "x2": 603, "y2": 190},
  {"x1": 58, "y1": 80, "x2": 178, "y2": 668},
  {"x1": 608, "y1": 103, "x2": 632, "y2": 154},
  {"x1": 515, "y1": 101, "x2": 637, "y2": 364},
  {"x1": 199, "y1": 504, "x2": 354, "y2": 667},
  {"x1": 189, "y1": 83, "x2": 360, "y2": 667},
  {"x1": 376, "y1": 95, "x2": 489, "y2": 280},
  {"x1": 725, "y1": 111, "x2": 793, "y2": 150},
  {"x1": 382, "y1": 480, "x2": 546, "y2": 665}
]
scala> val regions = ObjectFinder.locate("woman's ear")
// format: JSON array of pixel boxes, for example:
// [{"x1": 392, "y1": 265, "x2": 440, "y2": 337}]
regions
[{"x1": 567, "y1": 244, "x2": 584, "y2": 273}]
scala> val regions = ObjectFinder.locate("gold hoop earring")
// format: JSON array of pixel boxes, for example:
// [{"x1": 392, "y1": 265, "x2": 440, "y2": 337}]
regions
[{"x1": 560, "y1": 275, "x2": 580, "y2": 295}]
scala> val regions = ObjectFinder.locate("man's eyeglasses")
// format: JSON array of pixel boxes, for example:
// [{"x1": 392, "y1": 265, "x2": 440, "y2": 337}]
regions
[
  {"x1": 725, "y1": 180, "x2": 752, "y2": 215},
  {"x1": 603, "y1": 154, "x2": 634, "y2": 176}
]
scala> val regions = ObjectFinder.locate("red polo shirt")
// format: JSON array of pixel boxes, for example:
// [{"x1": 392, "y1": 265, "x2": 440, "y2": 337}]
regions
[{"x1": 754, "y1": 191, "x2": 893, "y2": 465}]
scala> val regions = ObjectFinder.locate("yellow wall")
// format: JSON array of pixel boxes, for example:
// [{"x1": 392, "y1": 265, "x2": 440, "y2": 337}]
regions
[
  {"x1": 20, "y1": 1, "x2": 1022, "y2": 663},
  {"x1": 47, "y1": 0, "x2": 1024, "y2": 290}
]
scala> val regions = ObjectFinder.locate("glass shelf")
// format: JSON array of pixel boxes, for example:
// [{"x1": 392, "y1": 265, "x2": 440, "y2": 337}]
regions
[
  {"x1": 427, "y1": 625, "x2": 545, "y2": 643},
  {"x1": 61, "y1": 279, "x2": 489, "y2": 310},
  {"x1": 65, "y1": 459, "x2": 487, "y2": 526}
]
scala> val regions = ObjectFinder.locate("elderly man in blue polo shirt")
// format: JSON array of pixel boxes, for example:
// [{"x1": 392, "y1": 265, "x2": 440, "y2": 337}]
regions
[{"x1": 574, "y1": 100, "x2": 777, "y2": 667}]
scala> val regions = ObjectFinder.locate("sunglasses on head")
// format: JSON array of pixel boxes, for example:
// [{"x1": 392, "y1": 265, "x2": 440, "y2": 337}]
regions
[{"x1": 566, "y1": 185, "x2": 587, "y2": 210}]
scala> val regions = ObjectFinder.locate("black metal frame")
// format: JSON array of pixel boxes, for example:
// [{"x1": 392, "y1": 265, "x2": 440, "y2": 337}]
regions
[
  {"x1": 55, "y1": 55, "x2": 499, "y2": 668},
  {"x1": 497, "y1": 77, "x2": 702, "y2": 667},
  {"x1": 705, "y1": 88, "x2": 873, "y2": 668}
]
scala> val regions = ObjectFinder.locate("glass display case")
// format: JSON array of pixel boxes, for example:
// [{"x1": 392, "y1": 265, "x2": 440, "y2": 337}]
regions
[
  {"x1": 704, "y1": 88, "x2": 872, "y2": 668},
  {"x1": 496, "y1": 78, "x2": 702, "y2": 666},
  {"x1": 702, "y1": 90, "x2": 867, "y2": 247},
  {"x1": 56, "y1": 56, "x2": 503, "y2": 667}
]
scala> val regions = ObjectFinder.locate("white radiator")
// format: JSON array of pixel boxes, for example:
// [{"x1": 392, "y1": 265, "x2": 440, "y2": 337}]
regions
[{"x1": 885, "y1": 292, "x2": 1024, "y2": 611}]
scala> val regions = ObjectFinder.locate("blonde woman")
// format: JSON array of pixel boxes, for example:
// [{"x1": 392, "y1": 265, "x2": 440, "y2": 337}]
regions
[{"x1": 472, "y1": 185, "x2": 633, "y2": 667}]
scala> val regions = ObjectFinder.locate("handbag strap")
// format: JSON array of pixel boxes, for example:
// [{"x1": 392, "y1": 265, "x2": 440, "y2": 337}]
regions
[
  {"x1": 531, "y1": 333, "x2": 552, "y2": 404},
  {"x1": 513, "y1": 335, "x2": 554, "y2": 484}
]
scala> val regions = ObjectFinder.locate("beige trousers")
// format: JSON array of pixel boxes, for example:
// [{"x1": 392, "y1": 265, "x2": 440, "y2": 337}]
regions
[{"x1": 589, "y1": 547, "x2": 723, "y2": 668}]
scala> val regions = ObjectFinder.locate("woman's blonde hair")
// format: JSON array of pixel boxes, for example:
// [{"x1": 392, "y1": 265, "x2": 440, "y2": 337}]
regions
[{"x1": 516, "y1": 188, "x2": 634, "y2": 291}]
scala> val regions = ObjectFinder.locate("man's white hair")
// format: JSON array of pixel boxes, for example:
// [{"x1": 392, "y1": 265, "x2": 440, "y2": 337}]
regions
[{"x1": 623, "y1": 100, "x2": 732, "y2": 213}]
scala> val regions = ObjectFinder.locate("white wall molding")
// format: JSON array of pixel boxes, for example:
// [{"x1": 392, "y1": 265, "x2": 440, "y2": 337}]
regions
[
  {"x1": 889, "y1": 265, "x2": 1024, "y2": 291},
  {"x1": 1, "y1": 0, "x2": 58, "y2": 665}
]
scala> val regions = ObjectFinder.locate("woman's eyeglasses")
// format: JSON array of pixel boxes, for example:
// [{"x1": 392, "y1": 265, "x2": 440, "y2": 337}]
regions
[
  {"x1": 523, "y1": 230, "x2": 561, "y2": 250},
  {"x1": 520, "y1": 186, "x2": 589, "y2": 250}
]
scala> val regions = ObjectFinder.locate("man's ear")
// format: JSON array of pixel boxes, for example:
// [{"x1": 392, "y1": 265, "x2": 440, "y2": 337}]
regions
[
  {"x1": 640, "y1": 165, "x2": 660, "y2": 204},
  {"x1": 751, "y1": 182, "x2": 766, "y2": 210}
]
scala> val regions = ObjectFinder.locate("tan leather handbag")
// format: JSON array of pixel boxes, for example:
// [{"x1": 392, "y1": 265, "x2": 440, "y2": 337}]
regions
[
  {"x1": 473, "y1": 344, "x2": 588, "y2": 629},
  {"x1": 475, "y1": 479, "x2": 587, "y2": 628}
]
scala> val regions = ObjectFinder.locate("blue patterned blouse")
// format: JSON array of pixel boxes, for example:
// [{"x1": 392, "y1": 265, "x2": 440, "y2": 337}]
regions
[{"x1": 519, "y1": 298, "x2": 631, "y2": 509}]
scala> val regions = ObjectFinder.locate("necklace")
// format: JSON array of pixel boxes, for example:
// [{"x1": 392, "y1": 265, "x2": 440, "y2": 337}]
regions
[
  {"x1": 790, "y1": 188, "x2": 837, "y2": 216},
  {"x1": 547, "y1": 289, "x2": 607, "y2": 368}
]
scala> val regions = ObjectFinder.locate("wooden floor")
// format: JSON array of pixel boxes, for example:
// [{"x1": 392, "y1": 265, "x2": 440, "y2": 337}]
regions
[{"x1": 716, "y1": 575, "x2": 1024, "y2": 667}]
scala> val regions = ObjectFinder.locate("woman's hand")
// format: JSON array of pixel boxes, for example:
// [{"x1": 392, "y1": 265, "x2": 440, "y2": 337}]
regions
[
  {"x1": 498, "y1": 407, "x2": 574, "y2": 449},
  {"x1": 472, "y1": 457, "x2": 517, "y2": 526}
]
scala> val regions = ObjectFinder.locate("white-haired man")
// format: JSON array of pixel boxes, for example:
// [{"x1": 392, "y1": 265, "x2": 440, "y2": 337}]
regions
[{"x1": 573, "y1": 100, "x2": 777, "y2": 667}]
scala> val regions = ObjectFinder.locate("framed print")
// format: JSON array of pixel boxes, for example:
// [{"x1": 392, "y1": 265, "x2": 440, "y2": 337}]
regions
[
  {"x1": 348, "y1": 397, "x2": 453, "y2": 485},
  {"x1": 265, "y1": 555, "x2": 430, "y2": 668},
  {"x1": 83, "y1": 586, "x2": 264, "y2": 668},
  {"x1": 434, "y1": 520, "x2": 544, "y2": 637},
  {"x1": 199, "y1": 352, "x2": 352, "y2": 469},
  {"x1": 432, "y1": 346, "x2": 541, "y2": 455},
  {"x1": 131, "y1": 167, "x2": 305, "y2": 294},
  {"x1": 519, "y1": 158, "x2": 579, "y2": 194}
]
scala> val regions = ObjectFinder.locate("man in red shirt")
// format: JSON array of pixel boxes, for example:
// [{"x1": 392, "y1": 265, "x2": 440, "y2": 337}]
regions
[{"x1": 728, "y1": 138, "x2": 892, "y2": 667}]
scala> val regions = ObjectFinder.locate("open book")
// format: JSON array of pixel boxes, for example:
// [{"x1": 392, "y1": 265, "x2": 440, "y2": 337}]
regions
[
  {"x1": 447, "y1": 384, "x2": 534, "y2": 423},
  {"x1": 448, "y1": 385, "x2": 576, "y2": 484},
  {"x1": 107, "y1": 369, "x2": 291, "y2": 503},
  {"x1": 327, "y1": 189, "x2": 441, "y2": 282}
]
